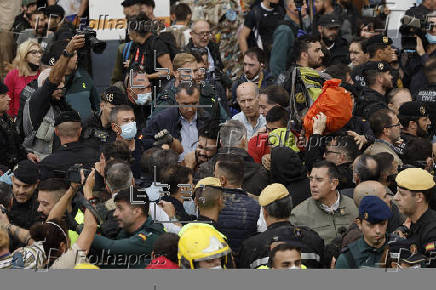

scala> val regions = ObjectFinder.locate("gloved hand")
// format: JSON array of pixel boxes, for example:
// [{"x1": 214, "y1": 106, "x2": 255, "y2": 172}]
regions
[
  {"x1": 153, "y1": 129, "x2": 174, "y2": 146},
  {"x1": 0, "y1": 170, "x2": 13, "y2": 185}
]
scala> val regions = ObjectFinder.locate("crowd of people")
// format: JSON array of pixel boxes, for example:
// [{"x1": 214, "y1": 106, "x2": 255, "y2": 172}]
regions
[{"x1": 0, "y1": 0, "x2": 436, "y2": 270}]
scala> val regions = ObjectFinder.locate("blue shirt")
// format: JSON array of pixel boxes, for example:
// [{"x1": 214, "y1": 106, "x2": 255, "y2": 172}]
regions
[
  {"x1": 232, "y1": 112, "x2": 266, "y2": 139},
  {"x1": 179, "y1": 112, "x2": 198, "y2": 161}
]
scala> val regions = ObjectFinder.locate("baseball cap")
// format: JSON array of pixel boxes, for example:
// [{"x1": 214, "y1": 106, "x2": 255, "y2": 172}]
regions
[
  {"x1": 362, "y1": 61, "x2": 392, "y2": 73},
  {"x1": 101, "y1": 86, "x2": 129, "y2": 105},
  {"x1": 399, "y1": 101, "x2": 429, "y2": 119},
  {"x1": 318, "y1": 14, "x2": 341, "y2": 28}
]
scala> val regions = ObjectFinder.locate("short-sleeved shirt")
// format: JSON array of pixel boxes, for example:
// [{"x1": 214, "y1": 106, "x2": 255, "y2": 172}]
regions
[{"x1": 244, "y1": 3, "x2": 284, "y2": 56}]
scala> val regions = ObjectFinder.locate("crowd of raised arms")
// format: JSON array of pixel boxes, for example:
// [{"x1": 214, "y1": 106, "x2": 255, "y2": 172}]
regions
[{"x1": 0, "y1": 0, "x2": 436, "y2": 270}]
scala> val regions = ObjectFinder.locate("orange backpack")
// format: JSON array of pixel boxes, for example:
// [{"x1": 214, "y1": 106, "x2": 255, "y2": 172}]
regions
[{"x1": 303, "y1": 79, "x2": 353, "y2": 138}]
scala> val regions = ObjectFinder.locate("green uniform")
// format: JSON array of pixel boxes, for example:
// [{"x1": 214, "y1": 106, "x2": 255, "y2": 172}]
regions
[
  {"x1": 335, "y1": 236, "x2": 387, "y2": 269},
  {"x1": 91, "y1": 216, "x2": 164, "y2": 269}
]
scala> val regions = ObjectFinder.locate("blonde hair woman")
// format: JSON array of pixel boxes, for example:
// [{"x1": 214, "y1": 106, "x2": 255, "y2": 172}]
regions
[{"x1": 3, "y1": 38, "x2": 41, "y2": 118}]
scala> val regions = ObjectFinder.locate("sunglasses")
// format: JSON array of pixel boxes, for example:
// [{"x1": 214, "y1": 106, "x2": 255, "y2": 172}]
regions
[{"x1": 28, "y1": 50, "x2": 43, "y2": 55}]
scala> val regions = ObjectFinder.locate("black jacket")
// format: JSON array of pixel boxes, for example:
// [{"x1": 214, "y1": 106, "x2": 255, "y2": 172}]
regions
[
  {"x1": 81, "y1": 111, "x2": 117, "y2": 152},
  {"x1": 217, "y1": 188, "x2": 260, "y2": 254},
  {"x1": 0, "y1": 114, "x2": 26, "y2": 169},
  {"x1": 270, "y1": 147, "x2": 310, "y2": 208},
  {"x1": 237, "y1": 221, "x2": 325, "y2": 269},
  {"x1": 38, "y1": 141, "x2": 100, "y2": 180},
  {"x1": 407, "y1": 208, "x2": 436, "y2": 268},
  {"x1": 354, "y1": 87, "x2": 388, "y2": 119}
]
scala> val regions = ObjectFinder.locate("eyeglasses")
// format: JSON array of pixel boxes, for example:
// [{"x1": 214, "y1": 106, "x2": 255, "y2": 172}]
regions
[
  {"x1": 385, "y1": 123, "x2": 401, "y2": 128},
  {"x1": 28, "y1": 50, "x2": 43, "y2": 55},
  {"x1": 192, "y1": 31, "x2": 212, "y2": 38}
]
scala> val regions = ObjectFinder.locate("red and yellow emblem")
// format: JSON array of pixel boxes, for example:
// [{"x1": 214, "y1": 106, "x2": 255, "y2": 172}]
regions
[
  {"x1": 138, "y1": 233, "x2": 147, "y2": 242},
  {"x1": 425, "y1": 242, "x2": 435, "y2": 252}
]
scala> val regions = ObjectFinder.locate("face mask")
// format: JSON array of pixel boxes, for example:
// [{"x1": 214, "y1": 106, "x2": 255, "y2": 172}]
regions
[
  {"x1": 183, "y1": 200, "x2": 197, "y2": 216},
  {"x1": 209, "y1": 265, "x2": 222, "y2": 269},
  {"x1": 426, "y1": 33, "x2": 436, "y2": 44},
  {"x1": 120, "y1": 121, "x2": 137, "y2": 140},
  {"x1": 28, "y1": 63, "x2": 39, "y2": 71},
  {"x1": 288, "y1": 265, "x2": 301, "y2": 270},
  {"x1": 135, "y1": 92, "x2": 152, "y2": 105}
]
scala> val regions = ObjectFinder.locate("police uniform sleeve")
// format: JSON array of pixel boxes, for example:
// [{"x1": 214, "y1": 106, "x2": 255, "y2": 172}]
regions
[
  {"x1": 91, "y1": 231, "x2": 155, "y2": 255},
  {"x1": 335, "y1": 252, "x2": 350, "y2": 269},
  {"x1": 243, "y1": 8, "x2": 256, "y2": 30},
  {"x1": 270, "y1": 25, "x2": 294, "y2": 78},
  {"x1": 421, "y1": 227, "x2": 436, "y2": 268}
]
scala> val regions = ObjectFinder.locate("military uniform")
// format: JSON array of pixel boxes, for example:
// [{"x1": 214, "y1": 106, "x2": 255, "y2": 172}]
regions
[
  {"x1": 336, "y1": 196, "x2": 392, "y2": 269},
  {"x1": 90, "y1": 216, "x2": 164, "y2": 269},
  {"x1": 395, "y1": 168, "x2": 436, "y2": 268}
]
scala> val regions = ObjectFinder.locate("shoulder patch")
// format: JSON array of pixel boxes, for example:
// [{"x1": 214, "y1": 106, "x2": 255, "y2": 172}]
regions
[
  {"x1": 425, "y1": 241, "x2": 436, "y2": 252},
  {"x1": 138, "y1": 233, "x2": 148, "y2": 242}
]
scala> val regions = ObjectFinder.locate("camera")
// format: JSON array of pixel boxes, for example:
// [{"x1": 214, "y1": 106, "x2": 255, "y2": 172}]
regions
[
  {"x1": 76, "y1": 26, "x2": 106, "y2": 54},
  {"x1": 400, "y1": 15, "x2": 432, "y2": 52},
  {"x1": 66, "y1": 164, "x2": 91, "y2": 184}
]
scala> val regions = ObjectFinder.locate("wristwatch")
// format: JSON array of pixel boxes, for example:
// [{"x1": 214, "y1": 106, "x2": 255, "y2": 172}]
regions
[{"x1": 63, "y1": 49, "x2": 74, "y2": 58}]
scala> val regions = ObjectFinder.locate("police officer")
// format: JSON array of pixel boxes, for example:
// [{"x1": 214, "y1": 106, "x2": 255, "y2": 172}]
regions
[
  {"x1": 6, "y1": 160, "x2": 42, "y2": 251},
  {"x1": 354, "y1": 61, "x2": 392, "y2": 119},
  {"x1": 394, "y1": 168, "x2": 436, "y2": 268},
  {"x1": 38, "y1": 110, "x2": 100, "y2": 180},
  {"x1": 415, "y1": 57, "x2": 436, "y2": 137},
  {"x1": 90, "y1": 187, "x2": 164, "y2": 269},
  {"x1": 238, "y1": 183, "x2": 324, "y2": 269},
  {"x1": 0, "y1": 81, "x2": 27, "y2": 169},
  {"x1": 336, "y1": 195, "x2": 392, "y2": 269},
  {"x1": 81, "y1": 86, "x2": 129, "y2": 152},
  {"x1": 351, "y1": 35, "x2": 395, "y2": 90},
  {"x1": 398, "y1": 101, "x2": 432, "y2": 150}
]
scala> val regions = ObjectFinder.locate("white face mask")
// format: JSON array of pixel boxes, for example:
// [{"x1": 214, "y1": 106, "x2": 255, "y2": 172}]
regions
[
  {"x1": 288, "y1": 265, "x2": 301, "y2": 270},
  {"x1": 209, "y1": 265, "x2": 222, "y2": 270}
]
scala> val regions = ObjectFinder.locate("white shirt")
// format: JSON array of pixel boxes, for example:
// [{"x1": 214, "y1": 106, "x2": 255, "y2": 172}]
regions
[
  {"x1": 232, "y1": 112, "x2": 266, "y2": 139},
  {"x1": 319, "y1": 192, "x2": 341, "y2": 213}
]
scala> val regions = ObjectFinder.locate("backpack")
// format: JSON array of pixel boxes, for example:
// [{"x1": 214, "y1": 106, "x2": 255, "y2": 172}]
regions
[
  {"x1": 278, "y1": 66, "x2": 330, "y2": 131},
  {"x1": 303, "y1": 79, "x2": 353, "y2": 138}
]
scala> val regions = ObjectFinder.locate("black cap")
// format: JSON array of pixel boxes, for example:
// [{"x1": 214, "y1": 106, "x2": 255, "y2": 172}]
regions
[
  {"x1": 362, "y1": 61, "x2": 392, "y2": 73},
  {"x1": 365, "y1": 34, "x2": 393, "y2": 49},
  {"x1": 399, "y1": 101, "x2": 429, "y2": 118},
  {"x1": 44, "y1": 4, "x2": 65, "y2": 18},
  {"x1": 318, "y1": 14, "x2": 341, "y2": 28},
  {"x1": 122, "y1": 0, "x2": 141, "y2": 7},
  {"x1": 13, "y1": 160, "x2": 39, "y2": 185},
  {"x1": 102, "y1": 86, "x2": 129, "y2": 105},
  {"x1": 54, "y1": 110, "x2": 81, "y2": 127},
  {"x1": 0, "y1": 80, "x2": 9, "y2": 94}
]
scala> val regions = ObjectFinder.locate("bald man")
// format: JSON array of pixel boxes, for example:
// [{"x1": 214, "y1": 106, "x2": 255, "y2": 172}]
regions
[
  {"x1": 353, "y1": 181, "x2": 404, "y2": 234},
  {"x1": 186, "y1": 20, "x2": 223, "y2": 75},
  {"x1": 232, "y1": 82, "x2": 266, "y2": 139}
]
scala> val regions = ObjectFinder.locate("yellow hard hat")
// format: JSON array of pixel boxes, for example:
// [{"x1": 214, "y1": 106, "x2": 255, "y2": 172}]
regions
[
  {"x1": 178, "y1": 223, "x2": 231, "y2": 269},
  {"x1": 73, "y1": 263, "x2": 100, "y2": 269}
]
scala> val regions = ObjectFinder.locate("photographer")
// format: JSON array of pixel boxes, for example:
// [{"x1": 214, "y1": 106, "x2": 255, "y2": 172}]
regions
[{"x1": 112, "y1": 13, "x2": 173, "y2": 89}]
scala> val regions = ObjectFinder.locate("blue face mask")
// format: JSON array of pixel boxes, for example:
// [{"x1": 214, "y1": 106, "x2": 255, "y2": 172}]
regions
[
  {"x1": 426, "y1": 33, "x2": 436, "y2": 44},
  {"x1": 135, "y1": 92, "x2": 152, "y2": 105},
  {"x1": 120, "y1": 121, "x2": 137, "y2": 140},
  {"x1": 183, "y1": 200, "x2": 197, "y2": 216}
]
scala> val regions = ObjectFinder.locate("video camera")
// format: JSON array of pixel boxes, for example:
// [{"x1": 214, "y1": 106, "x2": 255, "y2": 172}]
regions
[
  {"x1": 76, "y1": 26, "x2": 106, "y2": 54},
  {"x1": 65, "y1": 164, "x2": 91, "y2": 184},
  {"x1": 400, "y1": 15, "x2": 433, "y2": 52}
]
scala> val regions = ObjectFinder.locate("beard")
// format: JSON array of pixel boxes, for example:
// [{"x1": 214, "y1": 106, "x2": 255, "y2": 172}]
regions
[{"x1": 416, "y1": 125, "x2": 428, "y2": 138}]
